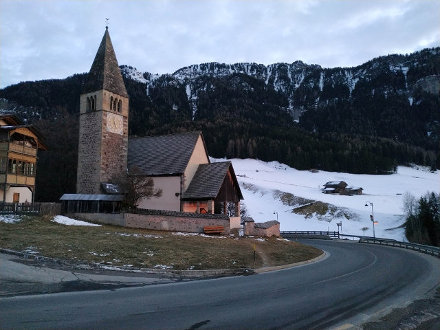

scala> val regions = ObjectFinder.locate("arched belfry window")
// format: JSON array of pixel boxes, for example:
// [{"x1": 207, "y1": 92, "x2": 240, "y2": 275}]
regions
[
  {"x1": 118, "y1": 99, "x2": 122, "y2": 112},
  {"x1": 86, "y1": 95, "x2": 97, "y2": 111},
  {"x1": 110, "y1": 96, "x2": 113, "y2": 110}
]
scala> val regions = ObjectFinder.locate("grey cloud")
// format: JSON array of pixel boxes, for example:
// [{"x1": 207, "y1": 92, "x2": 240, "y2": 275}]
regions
[{"x1": 1, "y1": 0, "x2": 439, "y2": 88}]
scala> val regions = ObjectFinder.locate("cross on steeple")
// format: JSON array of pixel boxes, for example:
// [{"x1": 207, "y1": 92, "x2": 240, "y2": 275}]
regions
[{"x1": 105, "y1": 18, "x2": 109, "y2": 29}]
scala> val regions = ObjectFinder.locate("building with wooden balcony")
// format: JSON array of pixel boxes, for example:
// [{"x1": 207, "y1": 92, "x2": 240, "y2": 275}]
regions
[{"x1": 0, "y1": 115, "x2": 47, "y2": 203}]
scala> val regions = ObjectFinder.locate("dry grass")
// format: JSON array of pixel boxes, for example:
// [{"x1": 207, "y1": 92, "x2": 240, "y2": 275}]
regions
[{"x1": 0, "y1": 215, "x2": 322, "y2": 270}]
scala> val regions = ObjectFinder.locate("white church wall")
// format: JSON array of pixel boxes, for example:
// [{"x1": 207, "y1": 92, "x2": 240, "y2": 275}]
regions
[
  {"x1": 183, "y1": 135, "x2": 209, "y2": 191},
  {"x1": 136, "y1": 176, "x2": 181, "y2": 212}
]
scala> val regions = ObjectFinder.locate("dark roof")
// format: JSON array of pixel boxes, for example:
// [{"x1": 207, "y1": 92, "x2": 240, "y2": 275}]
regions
[
  {"x1": 324, "y1": 181, "x2": 347, "y2": 188},
  {"x1": 128, "y1": 131, "x2": 204, "y2": 176},
  {"x1": 0, "y1": 115, "x2": 48, "y2": 150},
  {"x1": 182, "y1": 161, "x2": 243, "y2": 200},
  {"x1": 83, "y1": 28, "x2": 128, "y2": 97},
  {"x1": 60, "y1": 194, "x2": 123, "y2": 201},
  {"x1": 0, "y1": 114, "x2": 22, "y2": 126}
]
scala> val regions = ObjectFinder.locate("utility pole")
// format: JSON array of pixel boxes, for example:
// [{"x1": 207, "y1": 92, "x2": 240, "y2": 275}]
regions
[{"x1": 365, "y1": 202, "x2": 375, "y2": 238}]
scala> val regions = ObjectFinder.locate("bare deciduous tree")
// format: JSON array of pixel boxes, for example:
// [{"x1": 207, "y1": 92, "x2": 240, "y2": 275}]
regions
[{"x1": 113, "y1": 166, "x2": 162, "y2": 209}]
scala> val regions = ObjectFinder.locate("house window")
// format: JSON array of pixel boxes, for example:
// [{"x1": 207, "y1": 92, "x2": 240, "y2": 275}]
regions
[
  {"x1": 8, "y1": 159, "x2": 16, "y2": 174},
  {"x1": 0, "y1": 158, "x2": 6, "y2": 173},
  {"x1": 17, "y1": 161, "x2": 23, "y2": 175},
  {"x1": 29, "y1": 163, "x2": 35, "y2": 176}
]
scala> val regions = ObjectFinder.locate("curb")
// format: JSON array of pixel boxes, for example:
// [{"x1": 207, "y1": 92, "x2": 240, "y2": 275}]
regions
[
  {"x1": 0, "y1": 248, "x2": 254, "y2": 279},
  {"x1": 1, "y1": 247, "x2": 326, "y2": 279},
  {"x1": 254, "y1": 251, "x2": 327, "y2": 274}
]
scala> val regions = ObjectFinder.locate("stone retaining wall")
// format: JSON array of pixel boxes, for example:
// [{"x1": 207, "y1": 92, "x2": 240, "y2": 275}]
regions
[
  {"x1": 244, "y1": 218, "x2": 280, "y2": 237},
  {"x1": 125, "y1": 213, "x2": 230, "y2": 234},
  {"x1": 69, "y1": 209, "x2": 231, "y2": 234}
]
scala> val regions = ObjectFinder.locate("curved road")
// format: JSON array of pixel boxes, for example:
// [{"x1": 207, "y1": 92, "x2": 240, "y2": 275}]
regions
[{"x1": 1, "y1": 240, "x2": 439, "y2": 329}]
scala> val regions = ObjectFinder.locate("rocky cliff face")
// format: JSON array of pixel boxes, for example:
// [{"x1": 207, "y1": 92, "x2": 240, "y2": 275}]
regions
[{"x1": 122, "y1": 47, "x2": 440, "y2": 122}]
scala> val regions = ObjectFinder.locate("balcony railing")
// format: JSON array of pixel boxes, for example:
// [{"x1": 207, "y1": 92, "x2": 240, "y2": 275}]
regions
[
  {"x1": 8, "y1": 143, "x2": 37, "y2": 156},
  {"x1": 3, "y1": 174, "x2": 35, "y2": 185}
]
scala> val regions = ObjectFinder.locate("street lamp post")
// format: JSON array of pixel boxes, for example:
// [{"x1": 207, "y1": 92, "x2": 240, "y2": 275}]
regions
[
  {"x1": 365, "y1": 202, "x2": 375, "y2": 238},
  {"x1": 273, "y1": 211, "x2": 279, "y2": 222}
]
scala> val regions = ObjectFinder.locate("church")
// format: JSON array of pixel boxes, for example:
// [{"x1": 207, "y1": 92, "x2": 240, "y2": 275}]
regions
[{"x1": 61, "y1": 28, "x2": 243, "y2": 227}]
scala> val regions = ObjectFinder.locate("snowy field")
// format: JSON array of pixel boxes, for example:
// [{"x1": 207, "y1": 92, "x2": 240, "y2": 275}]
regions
[{"x1": 214, "y1": 158, "x2": 440, "y2": 241}]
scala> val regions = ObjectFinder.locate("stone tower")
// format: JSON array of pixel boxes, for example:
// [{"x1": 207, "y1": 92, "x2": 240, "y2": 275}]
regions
[{"x1": 77, "y1": 27, "x2": 129, "y2": 194}]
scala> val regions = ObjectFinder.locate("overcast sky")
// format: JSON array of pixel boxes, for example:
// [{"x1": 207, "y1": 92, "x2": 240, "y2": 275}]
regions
[{"x1": 1, "y1": 0, "x2": 439, "y2": 88}]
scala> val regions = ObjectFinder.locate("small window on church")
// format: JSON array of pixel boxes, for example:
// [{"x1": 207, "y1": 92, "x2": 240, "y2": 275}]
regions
[
  {"x1": 118, "y1": 100, "x2": 122, "y2": 112},
  {"x1": 110, "y1": 96, "x2": 113, "y2": 110},
  {"x1": 87, "y1": 97, "x2": 91, "y2": 112},
  {"x1": 93, "y1": 95, "x2": 97, "y2": 111}
]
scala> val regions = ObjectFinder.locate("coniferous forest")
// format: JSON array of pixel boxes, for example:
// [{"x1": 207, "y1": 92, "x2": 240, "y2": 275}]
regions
[{"x1": 0, "y1": 47, "x2": 439, "y2": 202}]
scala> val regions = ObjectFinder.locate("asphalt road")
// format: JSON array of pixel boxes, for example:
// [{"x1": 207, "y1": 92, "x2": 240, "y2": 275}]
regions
[{"x1": 1, "y1": 240, "x2": 439, "y2": 329}]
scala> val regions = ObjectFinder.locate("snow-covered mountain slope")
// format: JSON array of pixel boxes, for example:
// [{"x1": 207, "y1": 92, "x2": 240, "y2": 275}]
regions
[
  {"x1": 213, "y1": 158, "x2": 440, "y2": 241},
  {"x1": 122, "y1": 47, "x2": 440, "y2": 121}
]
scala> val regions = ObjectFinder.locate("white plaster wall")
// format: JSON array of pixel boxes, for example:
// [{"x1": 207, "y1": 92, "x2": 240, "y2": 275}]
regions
[
  {"x1": 0, "y1": 186, "x2": 33, "y2": 203},
  {"x1": 183, "y1": 135, "x2": 209, "y2": 191},
  {"x1": 136, "y1": 176, "x2": 181, "y2": 212}
]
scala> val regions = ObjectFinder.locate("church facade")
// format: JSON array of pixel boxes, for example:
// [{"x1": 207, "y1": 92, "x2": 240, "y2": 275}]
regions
[{"x1": 62, "y1": 28, "x2": 243, "y2": 225}]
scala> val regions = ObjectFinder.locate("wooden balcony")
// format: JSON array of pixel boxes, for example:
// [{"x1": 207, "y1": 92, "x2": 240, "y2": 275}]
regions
[
  {"x1": 1, "y1": 173, "x2": 36, "y2": 186},
  {"x1": 8, "y1": 143, "x2": 37, "y2": 156},
  {"x1": 0, "y1": 142, "x2": 37, "y2": 157}
]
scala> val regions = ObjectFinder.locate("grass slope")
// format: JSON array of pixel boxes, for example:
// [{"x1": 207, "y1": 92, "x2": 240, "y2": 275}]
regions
[{"x1": 0, "y1": 216, "x2": 322, "y2": 270}]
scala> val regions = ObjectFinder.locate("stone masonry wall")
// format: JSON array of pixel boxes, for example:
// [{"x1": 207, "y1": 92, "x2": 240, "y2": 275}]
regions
[
  {"x1": 244, "y1": 220, "x2": 280, "y2": 237},
  {"x1": 77, "y1": 110, "x2": 102, "y2": 194},
  {"x1": 67, "y1": 211, "x2": 230, "y2": 234},
  {"x1": 124, "y1": 213, "x2": 230, "y2": 234}
]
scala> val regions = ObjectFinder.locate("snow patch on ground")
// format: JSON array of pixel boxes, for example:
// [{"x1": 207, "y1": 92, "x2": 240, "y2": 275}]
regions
[
  {"x1": 0, "y1": 214, "x2": 23, "y2": 223},
  {"x1": 52, "y1": 215, "x2": 101, "y2": 227},
  {"x1": 117, "y1": 233, "x2": 162, "y2": 239},
  {"x1": 172, "y1": 232, "x2": 227, "y2": 239}
]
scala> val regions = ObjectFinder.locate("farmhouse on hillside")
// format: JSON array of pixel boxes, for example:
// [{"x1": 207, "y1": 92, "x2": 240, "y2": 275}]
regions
[
  {"x1": 0, "y1": 115, "x2": 47, "y2": 204},
  {"x1": 60, "y1": 27, "x2": 252, "y2": 234},
  {"x1": 322, "y1": 181, "x2": 363, "y2": 195}
]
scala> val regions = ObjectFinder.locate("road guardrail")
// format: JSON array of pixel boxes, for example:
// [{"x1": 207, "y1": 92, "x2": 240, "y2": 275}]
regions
[
  {"x1": 359, "y1": 237, "x2": 440, "y2": 258},
  {"x1": 281, "y1": 231, "x2": 340, "y2": 239},
  {"x1": 281, "y1": 231, "x2": 440, "y2": 258}
]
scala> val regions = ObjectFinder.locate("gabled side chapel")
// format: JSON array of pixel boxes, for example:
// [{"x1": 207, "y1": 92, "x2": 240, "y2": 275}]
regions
[{"x1": 62, "y1": 28, "x2": 243, "y2": 221}]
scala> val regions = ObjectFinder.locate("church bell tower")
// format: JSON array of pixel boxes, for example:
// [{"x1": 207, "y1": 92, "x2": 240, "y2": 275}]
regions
[{"x1": 77, "y1": 27, "x2": 129, "y2": 194}]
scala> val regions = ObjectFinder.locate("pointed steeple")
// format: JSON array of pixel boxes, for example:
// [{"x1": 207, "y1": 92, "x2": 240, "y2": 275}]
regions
[{"x1": 83, "y1": 28, "x2": 128, "y2": 97}]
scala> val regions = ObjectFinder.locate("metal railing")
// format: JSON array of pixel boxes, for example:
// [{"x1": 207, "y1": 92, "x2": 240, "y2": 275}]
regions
[
  {"x1": 0, "y1": 203, "x2": 41, "y2": 215},
  {"x1": 359, "y1": 237, "x2": 440, "y2": 258},
  {"x1": 281, "y1": 231, "x2": 440, "y2": 258},
  {"x1": 281, "y1": 231, "x2": 340, "y2": 239}
]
